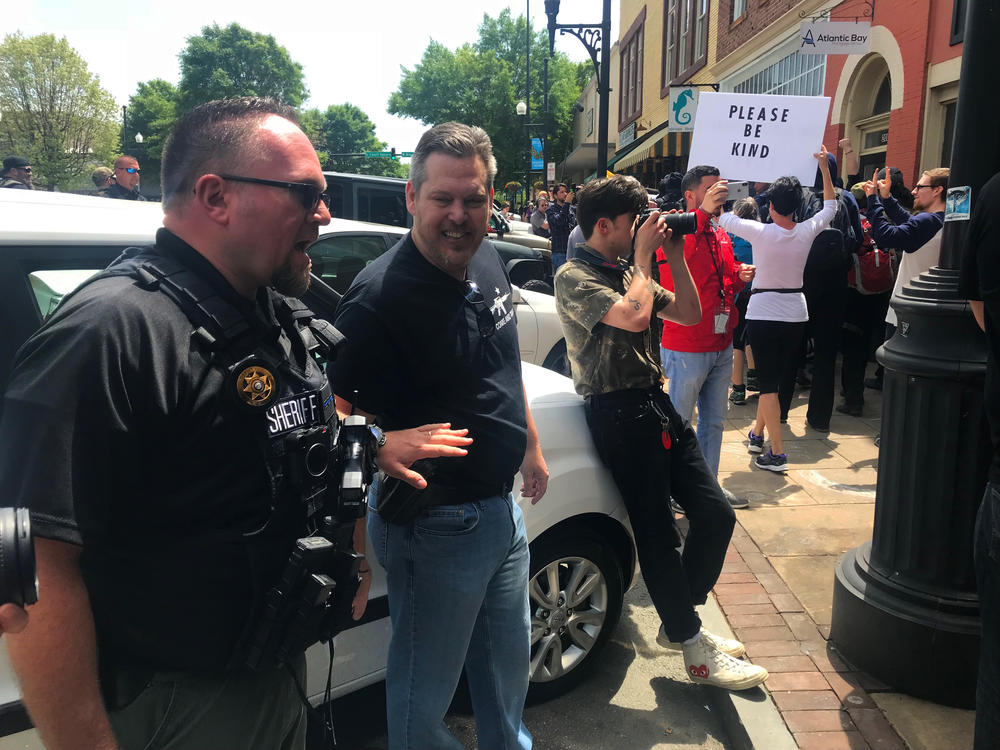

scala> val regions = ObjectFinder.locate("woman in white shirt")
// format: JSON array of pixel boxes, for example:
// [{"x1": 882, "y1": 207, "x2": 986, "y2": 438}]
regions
[{"x1": 714, "y1": 146, "x2": 836, "y2": 472}]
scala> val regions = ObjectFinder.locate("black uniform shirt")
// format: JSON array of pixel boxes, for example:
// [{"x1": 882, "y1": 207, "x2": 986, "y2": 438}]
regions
[
  {"x1": 958, "y1": 172, "x2": 1000, "y2": 482},
  {"x1": 332, "y1": 232, "x2": 526, "y2": 494},
  {"x1": 0, "y1": 228, "x2": 316, "y2": 672}
]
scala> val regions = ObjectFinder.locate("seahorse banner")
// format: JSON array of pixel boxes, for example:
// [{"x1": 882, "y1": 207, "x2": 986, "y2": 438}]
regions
[
  {"x1": 685, "y1": 92, "x2": 832, "y2": 184},
  {"x1": 669, "y1": 86, "x2": 699, "y2": 133}
]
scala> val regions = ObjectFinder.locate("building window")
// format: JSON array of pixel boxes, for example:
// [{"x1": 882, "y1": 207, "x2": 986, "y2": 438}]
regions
[
  {"x1": 731, "y1": 0, "x2": 747, "y2": 22},
  {"x1": 950, "y1": 0, "x2": 966, "y2": 45},
  {"x1": 619, "y1": 8, "x2": 646, "y2": 128},
  {"x1": 661, "y1": 0, "x2": 710, "y2": 93},
  {"x1": 732, "y1": 50, "x2": 826, "y2": 96},
  {"x1": 940, "y1": 101, "x2": 957, "y2": 167},
  {"x1": 586, "y1": 108, "x2": 594, "y2": 137}
]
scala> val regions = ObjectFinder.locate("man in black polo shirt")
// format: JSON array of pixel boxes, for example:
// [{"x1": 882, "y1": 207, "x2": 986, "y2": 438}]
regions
[
  {"x1": 554, "y1": 175, "x2": 769, "y2": 691},
  {"x1": 332, "y1": 121, "x2": 548, "y2": 750},
  {"x1": 958, "y1": 170, "x2": 1000, "y2": 750},
  {"x1": 0, "y1": 98, "x2": 463, "y2": 750}
]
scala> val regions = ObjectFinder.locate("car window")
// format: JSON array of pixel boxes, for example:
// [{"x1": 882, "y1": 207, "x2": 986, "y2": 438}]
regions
[
  {"x1": 28, "y1": 269, "x2": 102, "y2": 320},
  {"x1": 308, "y1": 234, "x2": 389, "y2": 294},
  {"x1": 326, "y1": 182, "x2": 346, "y2": 220},
  {"x1": 357, "y1": 185, "x2": 408, "y2": 227}
]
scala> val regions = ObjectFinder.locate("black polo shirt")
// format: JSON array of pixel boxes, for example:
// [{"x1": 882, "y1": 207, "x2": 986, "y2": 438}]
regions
[
  {"x1": 0, "y1": 229, "x2": 315, "y2": 672},
  {"x1": 332, "y1": 232, "x2": 526, "y2": 494}
]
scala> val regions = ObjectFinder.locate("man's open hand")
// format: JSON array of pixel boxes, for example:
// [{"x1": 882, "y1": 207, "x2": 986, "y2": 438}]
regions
[{"x1": 377, "y1": 423, "x2": 473, "y2": 489}]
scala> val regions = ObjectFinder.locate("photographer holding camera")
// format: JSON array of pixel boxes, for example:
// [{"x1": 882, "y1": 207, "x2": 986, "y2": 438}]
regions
[
  {"x1": 0, "y1": 98, "x2": 467, "y2": 750},
  {"x1": 553, "y1": 175, "x2": 768, "y2": 691}
]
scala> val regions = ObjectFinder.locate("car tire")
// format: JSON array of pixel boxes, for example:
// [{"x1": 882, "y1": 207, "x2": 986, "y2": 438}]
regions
[
  {"x1": 526, "y1": 532, "x2": 625, "y2": 704},
  {"x1": 542, "y1": 339, "x2": 571, "y2": 378}
]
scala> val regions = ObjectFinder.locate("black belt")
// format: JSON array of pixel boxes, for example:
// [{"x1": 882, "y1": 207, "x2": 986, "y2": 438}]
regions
[
  {"x1": 750, "y1": 287, "x2": 803, "y2": 294},
  {"x1": 585, "y1": 386, "x2": 662, "y2": 408},
  {"x1": 421, "y1": 479, "x2": 514, "y2": 508}
]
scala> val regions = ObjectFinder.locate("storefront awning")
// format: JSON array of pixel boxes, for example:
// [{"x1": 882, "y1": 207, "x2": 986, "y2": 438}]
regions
[
  {"x1": 607, "y1": 120, "x2": 670, "y2": 170},
  {"x1": 559, "y1": 142, "x2": 616, "y2": 176}
]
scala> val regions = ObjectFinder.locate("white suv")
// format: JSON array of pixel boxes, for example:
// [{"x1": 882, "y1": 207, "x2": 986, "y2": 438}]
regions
[{"x1": 0, "y1": 190, "x2": 633, "y2": 742}]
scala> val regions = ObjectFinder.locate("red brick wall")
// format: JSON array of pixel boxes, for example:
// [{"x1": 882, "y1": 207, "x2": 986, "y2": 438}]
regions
[
  {"x1": 822, "y1": 0, "x2": 959, "y2": 185},
  {"x1": 716, "y1": 0, "x2": 798, "y2": 60}
]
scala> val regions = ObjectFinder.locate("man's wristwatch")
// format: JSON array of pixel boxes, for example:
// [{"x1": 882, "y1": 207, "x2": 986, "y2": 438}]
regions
[{"x1": 369, "y1": 423, "x2": 387, "y2": 449}]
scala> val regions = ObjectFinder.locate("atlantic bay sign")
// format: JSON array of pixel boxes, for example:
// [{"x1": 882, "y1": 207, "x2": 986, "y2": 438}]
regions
[{"x1": 799, "y1": 21, "x2": 871, "y2": 55}]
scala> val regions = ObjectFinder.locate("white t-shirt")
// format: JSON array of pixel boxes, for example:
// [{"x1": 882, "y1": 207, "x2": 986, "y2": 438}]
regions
[{"x1": 719, "y1": 199, "x2": 837, "y2": 322}]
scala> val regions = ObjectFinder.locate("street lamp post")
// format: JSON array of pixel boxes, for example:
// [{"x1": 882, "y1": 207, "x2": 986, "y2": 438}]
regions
[
  {"x1": 829, "y1": 0, "x2": 1000, "y2": 708},
  {"x1": 544, "y1": 0, "x2": 611, "y2": 179}
]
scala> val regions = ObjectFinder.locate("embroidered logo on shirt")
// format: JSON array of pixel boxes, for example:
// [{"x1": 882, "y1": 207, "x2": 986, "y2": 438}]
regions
[{"x1": 491, "y1": 287, "x2": 514, "y2": 331}]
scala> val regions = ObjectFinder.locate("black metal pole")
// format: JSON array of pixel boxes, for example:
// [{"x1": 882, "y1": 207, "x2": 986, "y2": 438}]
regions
[
  {"x1": 829, "y1": 2, "x2": 1000, "y2": 708},
  {"x1": 526, "y1": 0, "x2": 532, "y2": 202},
  {"x1": 543, "y1": 57, "x2": 549, "y2": 188},
  {"x1": 596, "y1": 0, "x2": 611, "y2": 178},
  {"x1": 121, "y1": 105, "x2": 127, "y2": 155}
]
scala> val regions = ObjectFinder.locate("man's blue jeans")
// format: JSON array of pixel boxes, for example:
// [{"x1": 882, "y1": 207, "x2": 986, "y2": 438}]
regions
[
  {"x1": 660, "y1": 345, "x2": 734, "y2": 475},
  {"x1": 551, "y1": 251, "x2": 567, "y2": 270},
  {"x1": 369, "y1": 490, "x2": 532, "y2": 750},
  {"x1": 975, "y1": 482, "x2": 1000, "y2": 750}
]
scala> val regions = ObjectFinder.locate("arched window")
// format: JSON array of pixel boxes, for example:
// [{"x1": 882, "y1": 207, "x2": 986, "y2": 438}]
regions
[{"x1": 872, "y1": 75, "x2": 892, "y2": 116}]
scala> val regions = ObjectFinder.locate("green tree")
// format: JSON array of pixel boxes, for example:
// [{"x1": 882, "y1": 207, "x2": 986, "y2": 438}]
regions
[
  {"x1": 303, "y1": 103, "x2": 407, "y2": 178},
  {"x1": 0, "y1": 33, "x2": 119, "y2": 191},
  {"x1": 177, "y1": 23, "x2": 308, "y2": 113},
  {"x1": 125, "y1": 79, "x2": 179, "y2": 196},
  {"x1": 388, "y1": 10, "x2": 589, "y2": 189}
]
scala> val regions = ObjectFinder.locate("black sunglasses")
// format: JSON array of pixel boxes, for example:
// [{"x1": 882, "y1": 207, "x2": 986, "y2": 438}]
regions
[
  {"x1": 217, "y1": 174, "x2": 331, "y2": 213},
  {"x1": 463, "y1": 281, "x2": 497, "y2": 339},
  {"x1": 118, "y1": 167, "x2": 140, "y2": 174}
]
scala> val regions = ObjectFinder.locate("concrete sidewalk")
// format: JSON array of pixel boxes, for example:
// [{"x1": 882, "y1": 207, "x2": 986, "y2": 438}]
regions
[{"x1": 713, "y1": 380, "x2": 977, "y2": 750}]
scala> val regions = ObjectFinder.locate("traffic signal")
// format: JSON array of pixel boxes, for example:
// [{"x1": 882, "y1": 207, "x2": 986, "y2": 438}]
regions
[{"x1": 391, "y1": 147, "x2": 397, "y2": 161}]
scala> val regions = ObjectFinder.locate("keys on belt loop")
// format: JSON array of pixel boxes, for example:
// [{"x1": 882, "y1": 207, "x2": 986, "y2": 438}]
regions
[{"x1": 648, "y1": 397, "x2": 672, "y2": 451}]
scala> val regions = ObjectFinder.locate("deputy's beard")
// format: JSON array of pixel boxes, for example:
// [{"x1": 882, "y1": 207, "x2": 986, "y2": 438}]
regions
[{"x1": 271, "y1": 254, "x2": 311, "y2": 297}]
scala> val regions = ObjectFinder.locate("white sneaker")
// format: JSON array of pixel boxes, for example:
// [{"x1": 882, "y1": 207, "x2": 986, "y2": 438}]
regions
[
  {"x1": 682, "y1": 635, "x2": 768, "y2": 691},
  {"x1": 657, "y1": 626, "x2": 746, "y2": 658}
]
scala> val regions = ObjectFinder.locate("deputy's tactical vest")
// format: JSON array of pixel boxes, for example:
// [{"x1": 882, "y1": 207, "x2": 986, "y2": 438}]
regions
[{"x1": 59, "y1": 245, "x2": 357, "y2": 686}]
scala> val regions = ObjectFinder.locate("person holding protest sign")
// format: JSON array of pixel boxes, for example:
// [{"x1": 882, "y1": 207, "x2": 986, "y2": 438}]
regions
[{"x1": 713, "y1": 146, "x2": 837, "y2": 472}]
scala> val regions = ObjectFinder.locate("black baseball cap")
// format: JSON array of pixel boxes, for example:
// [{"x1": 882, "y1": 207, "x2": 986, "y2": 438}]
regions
[{"x1": 3, "y1": 156, "x2": 30, "y2": 171}]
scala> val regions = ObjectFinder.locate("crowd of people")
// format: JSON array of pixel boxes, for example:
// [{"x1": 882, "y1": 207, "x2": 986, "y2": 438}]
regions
[
  {"x1": 0, "y1": 98, "x2": 974, "y2": 750},
  {"x1": 0, "y1": 154, "x2": 147, "y2": 200}
]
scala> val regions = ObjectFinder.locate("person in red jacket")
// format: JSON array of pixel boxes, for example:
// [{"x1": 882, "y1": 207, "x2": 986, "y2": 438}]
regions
[{"x1": 658, "y1": 165, "x2": 755, "y2": 508}]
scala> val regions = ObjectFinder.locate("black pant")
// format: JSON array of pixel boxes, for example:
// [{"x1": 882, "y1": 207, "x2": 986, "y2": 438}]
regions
[
  {"x1": 840, "y1": 290, "x2": 890, "y2": 408},
  {"x1": 584, "y1": 387, "x2": 735, "y2": 642},
  {"x1": 803, "y1": 279, "x2": 848, "y2": 429},
  {"x1": 976, "y1": 482, "x2": 1000, "y2": 750}
]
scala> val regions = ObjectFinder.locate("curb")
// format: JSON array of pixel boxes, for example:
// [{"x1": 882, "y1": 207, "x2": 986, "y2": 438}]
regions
[{"x1": 700, "y1": 593, "x2": 799, "y2": 750}]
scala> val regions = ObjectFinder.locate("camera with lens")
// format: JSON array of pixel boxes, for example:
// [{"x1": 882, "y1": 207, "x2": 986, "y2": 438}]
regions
[
  {"x1": 0, "y1": 507, "x2": 38, "y2": 608},
  {"x1": 637, "y1": 208, "x2": 698, "y2": 236}
]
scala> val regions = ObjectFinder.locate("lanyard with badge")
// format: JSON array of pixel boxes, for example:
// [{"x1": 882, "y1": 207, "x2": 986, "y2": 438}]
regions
[{"x1": 706, "y1": 228, "x2": 730, "y2": 334}]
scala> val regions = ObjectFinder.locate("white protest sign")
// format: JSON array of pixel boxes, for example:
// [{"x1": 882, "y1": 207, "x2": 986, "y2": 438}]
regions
[
  {"x1": 799, "y1": 21, "x2": 871, "y2": 55},
  {"x1": 686, "y1": 92, "x2": 831, "y2": 183}
]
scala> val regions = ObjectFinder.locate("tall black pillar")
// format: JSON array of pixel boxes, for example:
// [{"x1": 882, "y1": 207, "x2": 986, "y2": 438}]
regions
[{"x1": 830, "y1": 2, "x2": 1000, "y2": 709}]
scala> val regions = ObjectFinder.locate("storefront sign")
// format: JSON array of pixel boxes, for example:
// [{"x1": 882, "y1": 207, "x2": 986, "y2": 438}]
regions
[
  {"x1": 618, "y1": 122, "x2": 636, "y2": 149},
  {"x1": 799, "y1": 21, "x2": 871, "y2": 55},
  {"x1": 686, "y1": 92, "x2": 832, "y2": 183},
  {"x1": 669, "y1": 86, "x2": 699, "y2": 132}
]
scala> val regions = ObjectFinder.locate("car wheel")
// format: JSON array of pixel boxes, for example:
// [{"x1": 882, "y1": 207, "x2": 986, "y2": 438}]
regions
[
  {"x1": 542, "y1": 339, "x2": 571, "y2": 378},
  {"x1": 526, "y1": 533, "x2": 624, "y2": 703}
]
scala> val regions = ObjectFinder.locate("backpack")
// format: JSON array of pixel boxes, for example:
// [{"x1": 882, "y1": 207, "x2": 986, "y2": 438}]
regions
[
  {"x1": 799, "y1": 187, "x2": 858, "y2": 279},
  {"x1": 847, "y1": 216, "x2": 894, "y2": 294}
]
